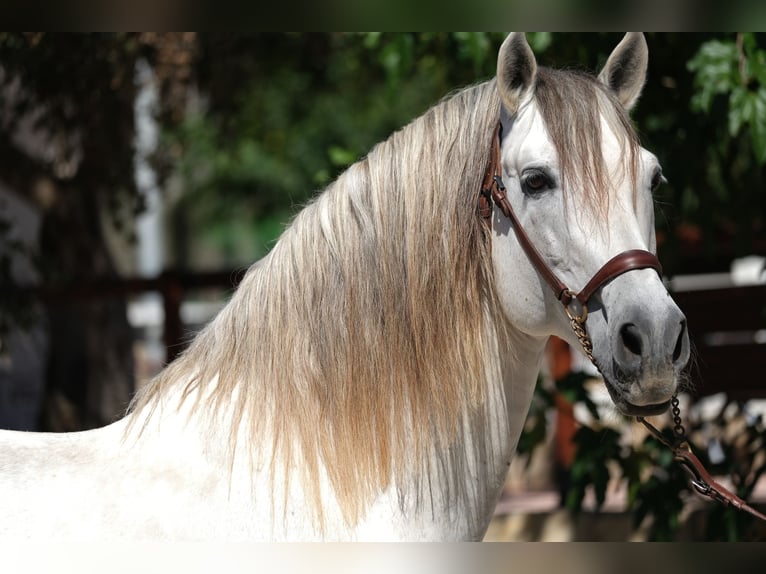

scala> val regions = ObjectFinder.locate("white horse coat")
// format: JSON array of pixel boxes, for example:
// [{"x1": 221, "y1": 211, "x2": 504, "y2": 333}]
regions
[{"x1": 0, "y1": 33, "x2": 689, "y2": 541}]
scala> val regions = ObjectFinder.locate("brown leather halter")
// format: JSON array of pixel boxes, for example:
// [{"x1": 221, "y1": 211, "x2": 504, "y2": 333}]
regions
[
  {"x1": 479, "y1": 121, "x2": 662, "y2": 361},
  {"x1": 479, "y1": 119, "x2": 766, "y2": 524},
  {"x1": 479, "y1": 122, "x2": 662, "y2": 322}
]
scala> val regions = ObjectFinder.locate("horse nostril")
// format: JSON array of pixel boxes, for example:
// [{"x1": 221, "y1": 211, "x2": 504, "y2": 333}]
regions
[
  {"x1": 673, "y1": 319, "x2": 687, "y2": 363},
  {"x1": 620, "y1": 323, "x2": 643, "y2": 356}
]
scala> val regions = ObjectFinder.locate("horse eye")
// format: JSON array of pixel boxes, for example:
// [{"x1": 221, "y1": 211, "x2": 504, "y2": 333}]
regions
[
  {"x1": 522, "y1": 170, "x2": 551, "y2": 194},
  {"x1": 650, "y1": 169, "x2": 666, "y2": 192}
]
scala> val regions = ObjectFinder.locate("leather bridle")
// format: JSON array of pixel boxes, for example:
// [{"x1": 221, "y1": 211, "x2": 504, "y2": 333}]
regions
[
  {"x1": 479, "y1": 118, "x2": 766, "y2": 524},
  {"x1": 479, "y1": 121, "x2": 662, "y2": 363}
]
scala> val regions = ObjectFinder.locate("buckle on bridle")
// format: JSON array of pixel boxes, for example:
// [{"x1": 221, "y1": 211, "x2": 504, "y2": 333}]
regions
[{"x1": 564, "y1": 292, "x2": 588, "y2": 324}]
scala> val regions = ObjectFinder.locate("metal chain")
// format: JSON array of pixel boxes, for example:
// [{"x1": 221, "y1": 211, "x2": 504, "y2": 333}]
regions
[
  {"x1": 670, "y1": 393, "x2": 688, "y2": 444},
  {"x1": 567, "y1": 308, "x2": 595, "y2": 366}
]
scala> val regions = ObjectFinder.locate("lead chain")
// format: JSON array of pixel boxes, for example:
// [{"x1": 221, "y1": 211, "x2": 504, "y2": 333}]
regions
[
  {"x1": 568, "y1": 313, "x2": 595, "y2": 366},
  {"x1": 670, "y1": 393, "x2": 688, "y2": 445}
]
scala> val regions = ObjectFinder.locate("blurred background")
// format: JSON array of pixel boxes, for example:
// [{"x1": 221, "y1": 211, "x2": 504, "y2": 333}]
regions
[{"x1": 0, "y1": 33, "x2": 764, "y2": 540}]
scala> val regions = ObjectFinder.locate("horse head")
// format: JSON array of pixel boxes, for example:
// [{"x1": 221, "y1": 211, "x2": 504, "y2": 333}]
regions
[{"x1": 491, "y1": 32, "x2": 690, "y2": 416}]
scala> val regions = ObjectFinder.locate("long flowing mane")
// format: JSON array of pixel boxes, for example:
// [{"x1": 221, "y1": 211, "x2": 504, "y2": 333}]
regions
[
  {"x1": 128, "y1": 69, "x2": 640, "y2": 527},
  {"x1": 130, "y1": 79, "x2": 508, "y2": 526}
]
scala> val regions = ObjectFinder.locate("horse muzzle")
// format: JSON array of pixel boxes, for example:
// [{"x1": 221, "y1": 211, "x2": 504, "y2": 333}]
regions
[{"x1": 597, "y1": 280, "x2": 691, "y2": 415}]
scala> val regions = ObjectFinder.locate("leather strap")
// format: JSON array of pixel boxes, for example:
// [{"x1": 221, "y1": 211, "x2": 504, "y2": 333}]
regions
[
  {"x1": 676, "y1": 449, "x2": 766, "y2": 521},
  {"x1": 480, "y1": 123, "x2": 572, "y2": 304},
  {"x1": 638, "y1": 417, "x2": 766, "y2": 523},
  {"x1": 576, "y1": 249, "x2": 662, "y2": 305},
  {"x1": 480, "y1": 121, "x2": 662, "y2": 310}
]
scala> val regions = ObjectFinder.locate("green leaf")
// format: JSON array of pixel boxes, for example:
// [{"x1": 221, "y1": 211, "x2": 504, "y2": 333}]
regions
[
  {"x1": 727, "y1": 85, "x2": 766, "y2": 164},
  {"x1": 749, "y1": 87, "x2": 766, "y2": 163},
  {"x1": 743, "y1": 34, "x2": 766, "y2": 85},
  {"x1": 728, "y1": 86, "x2": 748, "y2": 137},
  {"x1": 453, "y1": 32, "x2": 491, "y2": 75},
  {"x1": 566, "y1": 484, "x2": 586, "y2": 514},
  {"x1": 688, "y1": 38, "x2": 739, "y2": 114},
  {"x1": 592, "y1": 464, "x2": 609, "y2": 509},
  {"x1": 363, "y1": 32, "x2": 381, "y2": 50}
]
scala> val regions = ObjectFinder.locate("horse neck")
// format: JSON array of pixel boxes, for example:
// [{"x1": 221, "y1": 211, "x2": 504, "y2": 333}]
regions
[
  {"x1": 501, "y1": 330, "x2": 548, "y2": 435},
  {"x1": 396, "y1": 329, "x2": 547, "y2": 540},
  {"x1": 471, "y1": 329, "x2": 546, "y2": 532},
  {"x1": 119, "y1": 333, "x2": 547, "y2": 540}
]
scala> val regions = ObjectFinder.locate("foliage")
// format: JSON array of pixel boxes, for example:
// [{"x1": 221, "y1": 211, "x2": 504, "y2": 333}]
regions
[
  {"x1": 700, "y1": 401, "x2": 766, "y2": 541},
  {"x1": 519, "y1": 373, "x2": 766, "y2": 541},
  {"x1": 165, "y1": 33, "x2": 512, "y2": 263},
  {"x1": 1, "y1": 32, "x2": 763, "y2": 274},
  {"x1": 689, "y1": 33, "x2": 766, "y2": 163},
  {"x1": 664, "y1": 33, "x2": 766, "y2": 266},
  {"x1": 156, "y1": 33, "x2": 766, "y2": 272}
]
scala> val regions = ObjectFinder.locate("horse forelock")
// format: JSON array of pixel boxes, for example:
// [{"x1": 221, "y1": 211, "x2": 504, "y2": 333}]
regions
[
  {"x1": 128, "y1": 79, "x2": 512, "y2": 528},
  {"x1": 533, "y1": 67, "x2": 641, "y2": 222}
]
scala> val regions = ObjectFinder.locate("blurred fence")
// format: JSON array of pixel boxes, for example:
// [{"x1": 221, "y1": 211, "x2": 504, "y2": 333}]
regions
[
  {"x1": 674, "y1": 285, "x2": 766, "y2": 399},
  {"x1": 38, "y1": 268, "x2": 247, "y2": 364},
  {"x1": 32, "y1": 270, "x2": 766, "y2": 399}
]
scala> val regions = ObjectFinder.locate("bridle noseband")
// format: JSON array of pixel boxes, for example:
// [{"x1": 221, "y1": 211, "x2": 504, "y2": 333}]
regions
[
  {"x1": 478, "y1": 121, "x2": 662, "y2": 362},
  {"x1": 478, "y1": 117, "x2": 766, "y2": 524}
]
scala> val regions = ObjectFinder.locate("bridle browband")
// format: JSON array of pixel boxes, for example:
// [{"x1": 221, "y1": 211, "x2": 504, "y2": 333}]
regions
[{"x1": 479, "y1": 117, "x2": 766, "y2": 524}]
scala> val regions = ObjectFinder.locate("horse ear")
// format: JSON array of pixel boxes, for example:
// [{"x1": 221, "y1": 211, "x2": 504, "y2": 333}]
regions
[
  {"x1": 496, "y1": 33, "x2": 537, "y2": 115},
  {"x1": 598, "y1": 32, "x2": 648, "y2": 110}
]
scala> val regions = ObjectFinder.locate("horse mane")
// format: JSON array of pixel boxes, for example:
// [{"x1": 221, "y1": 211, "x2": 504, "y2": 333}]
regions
[
  {"x1": 128, "y1": 68, "x2": 640, "y2": 528},
  {"x1": 129, "y1": 79, "x2": 509, "y2": 527}
]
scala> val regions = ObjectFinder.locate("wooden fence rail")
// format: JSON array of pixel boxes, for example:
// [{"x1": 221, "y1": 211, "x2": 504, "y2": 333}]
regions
[
  {"x1": 29, "y1": 269, "x2": 247, "y2": 362},
  {"x1": 673, "y1": 285, "x2": 766, "y2": 399},
  {"x1": 21, "y1": 271, "x2": 766, "y2": 399}
]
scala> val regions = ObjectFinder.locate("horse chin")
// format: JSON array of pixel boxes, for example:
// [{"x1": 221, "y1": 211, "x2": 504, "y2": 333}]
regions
[{"x1": 601, "y1": 375, "x2": 672, "y2": 417}]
